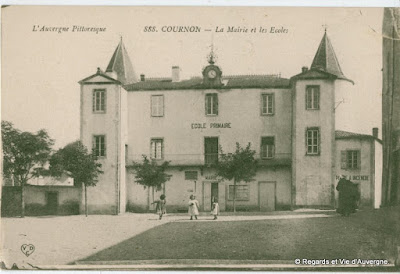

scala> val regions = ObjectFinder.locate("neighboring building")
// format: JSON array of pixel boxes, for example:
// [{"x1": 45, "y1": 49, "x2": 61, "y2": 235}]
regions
[
  {"x1": 79, "y1": 31, "x2": 358, "y2": 214},
  {"x1": 1, "y1": 172, "x2": 81, "y2": 216},
  {"x1": 335, "y1": 129, "x2": 383, "y2": 209},
  {"x1": 382, "y1": 7, "x2": 400, "y2": 205}
]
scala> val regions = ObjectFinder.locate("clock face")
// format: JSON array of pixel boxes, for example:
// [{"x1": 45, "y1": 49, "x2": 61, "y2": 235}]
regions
[{"x1": 208, "y1": 70, "x2": 217, "y2": 79}]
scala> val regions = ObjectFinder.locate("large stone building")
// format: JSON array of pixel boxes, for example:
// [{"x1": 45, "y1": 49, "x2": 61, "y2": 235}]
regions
[
  {"x1": 382, "y1": 7, "x2": 400, "y2": 206},
  {"x1": 79, "y1": 32, "x2": 363, "y2": 214}
]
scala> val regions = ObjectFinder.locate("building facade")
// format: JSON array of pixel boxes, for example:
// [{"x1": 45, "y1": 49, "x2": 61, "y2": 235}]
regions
[
  {"x1": 335, "y1": 129, "x2": 383, "y2": 209},
  {"x1": 1, "y1": 173, "x2": 80, "y2": 217},
  {"x1": 79, "y1": 32, "x2": 357, "y2": 214}
]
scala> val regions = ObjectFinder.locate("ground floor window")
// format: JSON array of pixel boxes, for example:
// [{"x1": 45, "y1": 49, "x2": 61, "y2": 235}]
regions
[
  {"x1": 185, "y1": 171, "x2": 198, "y2": 180},
  {"x1": 228, "y1": 185, "x2": 250, "y2": 201}
]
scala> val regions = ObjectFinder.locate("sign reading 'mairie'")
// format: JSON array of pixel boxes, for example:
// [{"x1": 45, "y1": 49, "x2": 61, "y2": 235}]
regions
[{"x1": 191, "y1": 123, "x2": 231, "y2": 129}]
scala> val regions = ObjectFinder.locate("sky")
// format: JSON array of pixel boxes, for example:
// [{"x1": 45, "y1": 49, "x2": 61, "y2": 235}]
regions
[{"x1": 1, "y1": 6, "x2": 383, "y2": 148}]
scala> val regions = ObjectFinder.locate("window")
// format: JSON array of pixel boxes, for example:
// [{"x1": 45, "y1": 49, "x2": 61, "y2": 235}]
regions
[
  {"x1": 261, "y1": 93, "x2": 274, "y2": 115},
  {"x1": 228, "y1": 185, "x2": 250, "y2": 201},
  {"x1": 261, "y1": 137, "x2": 275, "y2": 159},
  {"x1": 93, "y1": 135, "x2": 106, "y2": 157},
  {"x1": 306, "y1": 86, "x2": 320, "y2": 110},
  {"x1": 204, "y1": 137, "x2": 218, "y2": 165},
  {"x1": 341, "y1": 150, "x2": 361, "y2": 169},
  {"x1": 92, "y1": 89, "x2": 106, "y2": 112},
  {"x1": 185, "y1": 171, "x2": 198, "y2": 180},
  {"x1": 306, "y1": 128, "x2": 320, "y2": 155},
  {"x1": 205, "y1": 93, "x2": 218, "y2": 116},
  {"x1": 151, "y1": 95, "x2": 164, "y2": 117},
  {"x1": 151, "y1": 138, "x2": 163, "y2": 159}
]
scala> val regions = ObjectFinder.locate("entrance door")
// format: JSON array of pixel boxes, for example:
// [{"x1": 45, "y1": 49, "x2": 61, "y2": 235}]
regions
[
  {"x1": 259, "y1": 182, "x2": 275, "y2": 211},
  {"x1": 211, "y1": 183, "x2": 219, "y2": 208},
  {"x1": 46, "y1": 192, "x2": 58, "y2": 215}
]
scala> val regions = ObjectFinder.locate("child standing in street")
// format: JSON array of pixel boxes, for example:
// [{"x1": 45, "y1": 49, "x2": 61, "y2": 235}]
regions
[
  {"x1": 188, "y1": 195, "x2": 199, "y2": 220},
  {"x1": 152, "y1": 194, "x2": 166, "y2": 220},
  {"x1": 211, "y1": 197, "x2": 219, "y2": 220}
]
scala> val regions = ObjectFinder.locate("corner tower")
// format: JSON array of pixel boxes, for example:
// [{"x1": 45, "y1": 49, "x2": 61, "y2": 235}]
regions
[
  {"x1": 79, "y1": 39, "x2": 133, "y2": 214},
  {"x1": 291, "y1": 31, "x2": 353, "y2": 208}
]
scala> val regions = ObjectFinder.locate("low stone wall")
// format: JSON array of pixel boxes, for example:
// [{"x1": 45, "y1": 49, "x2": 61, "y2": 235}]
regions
[{"x1": 1, "y1": 185, "x2": 81, "y2": 217}]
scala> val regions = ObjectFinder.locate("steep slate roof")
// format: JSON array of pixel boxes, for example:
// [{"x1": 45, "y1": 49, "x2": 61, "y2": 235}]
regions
[
  {"x1": 124, "y1": 75, "x2": 290, "y2": 91},
  {"x1": 292, "y1": 32, "x2": 353, "y2": 84},
  {"x1": 335, "y1": 130, "x2": 382, "y2": 144},
  {"x1": 106, "y1": 39, "x2": 137, "y2": 85}
]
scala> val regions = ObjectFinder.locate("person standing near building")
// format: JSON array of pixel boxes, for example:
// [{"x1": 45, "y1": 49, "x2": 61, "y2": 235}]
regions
[
  {"x1": 211, "y1": 196, "x2": 219, "y2": 220},
  {"x1": 188, "y1": 195, "x2": 199, "y2": 220},
  {"x1": 152, "y1": 194, "x2": 166, "y2": 220},
  {"x1": 336, "y1": 176, "x2": 358, "y2": 217}
]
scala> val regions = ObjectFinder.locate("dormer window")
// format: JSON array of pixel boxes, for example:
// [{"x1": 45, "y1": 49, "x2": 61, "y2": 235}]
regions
[{"x1": 93, "y1": 89, "x2": 106, "y2": 113}]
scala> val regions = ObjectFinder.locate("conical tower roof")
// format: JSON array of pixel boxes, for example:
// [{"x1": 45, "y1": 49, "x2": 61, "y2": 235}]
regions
[
  {"x1": 310, "y1": 31, "x2": 349, "y2": 81},
  {"x1": 106, "y1": 38, "x2": 137, "y2": 85}
]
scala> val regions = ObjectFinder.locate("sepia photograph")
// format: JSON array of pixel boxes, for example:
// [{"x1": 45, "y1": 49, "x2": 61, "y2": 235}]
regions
[{"x1": 1, "y1": 5, "x2": 399, "y2": 271}]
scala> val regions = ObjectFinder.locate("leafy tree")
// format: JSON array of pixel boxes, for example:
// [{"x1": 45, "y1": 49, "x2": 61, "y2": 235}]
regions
[
  {"x1": 1, "y1": 121, "x2": 54, "y2": 217},
  {"x1": 49, "y1": 141, "x2": 103, "y2": 217},
  {"x1": 216, "y1": 142, "x2": 257, "y2": 212},
  {"x1": 129, "y1": 155, "x2": 172, "y2": 207}
]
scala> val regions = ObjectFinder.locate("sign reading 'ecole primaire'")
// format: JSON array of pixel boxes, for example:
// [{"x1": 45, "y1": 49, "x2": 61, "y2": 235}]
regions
[{"x1": 191, "y1": 122, "x2": 231, "y2": 129}]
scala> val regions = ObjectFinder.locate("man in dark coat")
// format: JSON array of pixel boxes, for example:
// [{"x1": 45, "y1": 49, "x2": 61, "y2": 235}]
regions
[{"x1": 336, "y1": 175, "x2": 359, "y2": 216}]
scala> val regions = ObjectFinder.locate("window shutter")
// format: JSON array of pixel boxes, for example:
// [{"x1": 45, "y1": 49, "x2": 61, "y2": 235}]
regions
[
  {"x1": 160, "y1": 96, "x2": 164, "y2": 116},
  {"x1": 151, "y1": 140, "x2": 155, "y2": 158},
  {"x1": 103, "y1": 90, "x2": 106, "y2": 112},
  {"x1": 92, "y1": 91, "x2": 95, "y2": 112},
  {"x1": 214, "y1": 94, "x2": 218, "y2": 115},
  {"x1": 272, "y1": 142, "x2": 275, "y2": 157},
  {"x1": 305, "y1": 129, "x2": 309, "y2": 153},
  {"x1": 357, "y1": 151, "x2": 361, "y2": 169},
  {"x1": 205, "y1": 95, "x2": 209, "y2": 115},
  {"x1": 261, "y1": 94, "x2": 266, "y2": 114},
  {"x1": 316, "y1": 88, "x2": 320, "y2": 109},
  {"x1": 341, "y1": 151, "x2": 347, "y2": 169},
  {"x1": 271, "y1": 94, "x2": 274, "y2": 114}
]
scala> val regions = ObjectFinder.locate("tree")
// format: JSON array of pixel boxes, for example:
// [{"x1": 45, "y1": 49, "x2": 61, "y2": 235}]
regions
[
  {"x1": 49, "y1": 141, "x2": 102, "y2": 217},
  {"x1": 1, "y1": 121, "x2": 54, "y2": 217},
  {"x1": 216, "y1": 142, "x2": 257, "y2": 212},
  {"x1": 129, "y1": 155, "x2": 172, "y2": 207}
]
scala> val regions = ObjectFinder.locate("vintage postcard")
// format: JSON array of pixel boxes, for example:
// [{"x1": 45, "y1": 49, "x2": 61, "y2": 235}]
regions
[{"x1": 1, "y1": 5, "x2": 399, "y2": 271}]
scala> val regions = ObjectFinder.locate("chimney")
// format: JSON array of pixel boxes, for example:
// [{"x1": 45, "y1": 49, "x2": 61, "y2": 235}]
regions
[
  {"x1": 172, "y1": 66, "x2": 180, "y2": 82},
  {"x1": 372, "y1": 127, "x2": 379, "y2": 138},
  {"x1": 302, "y1": 66, "x2": 308, "y2": 73},
  {"x1": 140, "y1": 74, "x2": 145, "y2": 82}
]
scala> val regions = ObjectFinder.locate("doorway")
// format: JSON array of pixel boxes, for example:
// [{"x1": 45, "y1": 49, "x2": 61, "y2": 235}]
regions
[
  {"x1": 259, "y1": 182, "x2": 276, "y2": 211},
  {"x1": 211, "y1": 182, "x2": 219, "y2": 208},
  {"x1": 46, "y1": 192, "x2": 59, "y2": 215}
]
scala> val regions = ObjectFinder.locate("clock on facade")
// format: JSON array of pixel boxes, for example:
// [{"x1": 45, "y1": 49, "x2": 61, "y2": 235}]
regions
[{"x1": 208, "y1": 69, "x2": 217, "y2": 79}]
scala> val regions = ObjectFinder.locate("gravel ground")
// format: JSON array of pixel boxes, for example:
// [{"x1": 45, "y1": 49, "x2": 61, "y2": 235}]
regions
[
  {"x1": 0, "y1": 213, "x2": 168, "y2": 268},
  {"x1": 81, "y1": 212, "x2": 398, "y2": 263},
  {"x1": 1, "y1": 207, "x2": 399, "y2": 270}
]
